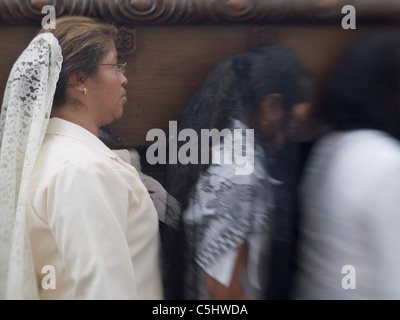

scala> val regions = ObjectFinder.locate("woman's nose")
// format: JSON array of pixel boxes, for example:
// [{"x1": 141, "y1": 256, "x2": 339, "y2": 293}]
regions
[{"x1": 121, "y1": 74, "x2": 128, "y2": 86}]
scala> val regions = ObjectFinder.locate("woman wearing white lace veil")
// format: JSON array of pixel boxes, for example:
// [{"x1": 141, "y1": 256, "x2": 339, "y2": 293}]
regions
[{"x1": 0, "y1": 16, "x2": 163, "y2": 299}]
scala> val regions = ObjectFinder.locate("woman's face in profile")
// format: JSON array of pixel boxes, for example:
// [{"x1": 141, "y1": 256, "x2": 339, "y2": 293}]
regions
[
  {"x1": 287, "y1": 101, "x2": 313, "y2": 141},
  {"x1": 258, "y1": 93, "x2": 286, "y2": 151},
  {"x1": 84, "y1": 44, "x2": 128, "y2": 126}
]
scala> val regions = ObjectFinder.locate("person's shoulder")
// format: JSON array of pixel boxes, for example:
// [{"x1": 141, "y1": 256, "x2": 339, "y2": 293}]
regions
[
  {"x1": 340, "y1": 130, "x2": 400, "y2": 162},
  {"x1": 42, "y1": 131, "x2": 113, "y2": 163},
  {"x1": 207, "y1": 118, "x2": 268, "y2": 180},
  {"x1": 32, "y1": 134, "x2": 117, "y2": 185},
  {"x1": 316, "y1": 129, "x2": 400, "y2": 158},
  {"x1": 309, "y1": 129, "x2": 400, "y2": 183}
]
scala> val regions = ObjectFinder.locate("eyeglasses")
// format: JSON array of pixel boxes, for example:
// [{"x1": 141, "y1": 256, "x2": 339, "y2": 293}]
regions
[{"x1": 98, "y1": 62, "x2": 127, "y2": 75}]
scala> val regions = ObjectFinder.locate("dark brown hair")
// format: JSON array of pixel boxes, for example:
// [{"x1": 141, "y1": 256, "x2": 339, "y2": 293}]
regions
[
  {"x1": 320, "y1": 28, "x2": 400, "y2": 139},
  {"x1": 40, "y1": 16, "x2": 118, "y2": 105}
]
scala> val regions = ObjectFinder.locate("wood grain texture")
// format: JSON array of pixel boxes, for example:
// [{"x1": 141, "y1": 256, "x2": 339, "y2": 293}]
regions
[
  {"x1": 110, "y1": 25, "x2": 251, "y2": 147},
  {"x1": 0, "y1": 23, "x2": 381, "y2": 147},
  {"x1": 0, "y1": 0, "x2": 395, "y2": 147},
  {"x1": 1, "y1": 0, "x2": 400, "y2": 25}
]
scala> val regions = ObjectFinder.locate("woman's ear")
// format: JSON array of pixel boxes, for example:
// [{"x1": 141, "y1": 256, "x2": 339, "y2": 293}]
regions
[{"x1": 68, "y1": 73, "x2": 86, "y2": 94}]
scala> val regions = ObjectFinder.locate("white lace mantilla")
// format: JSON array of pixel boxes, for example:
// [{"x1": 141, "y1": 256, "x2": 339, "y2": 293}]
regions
[{"x1": 0, "y1": 33, "x2": 62, "y2": 299}]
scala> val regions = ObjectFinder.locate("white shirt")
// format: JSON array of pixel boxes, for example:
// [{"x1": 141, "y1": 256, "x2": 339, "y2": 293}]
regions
[
  {"x1": 294, "y1": 130, "x2": 400, "y2": 299},
  {"x1": 27, "y1": 118, "x2": 163, "y2": 300}
]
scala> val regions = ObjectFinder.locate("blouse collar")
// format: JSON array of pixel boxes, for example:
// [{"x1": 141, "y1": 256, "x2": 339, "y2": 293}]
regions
[{"x1": 46, "y1": 117, "x2": 120, "y2": 160}]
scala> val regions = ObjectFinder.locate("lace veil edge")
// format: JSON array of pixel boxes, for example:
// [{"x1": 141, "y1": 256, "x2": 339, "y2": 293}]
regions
[{"x1": 0, "y1": 33, "x2": 63, "y2": 299}]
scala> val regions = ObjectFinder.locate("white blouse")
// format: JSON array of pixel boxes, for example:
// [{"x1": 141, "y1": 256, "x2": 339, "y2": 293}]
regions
[
  {"x1": 294, "y1": 130, "x2": 400, "y2": 299},
  {"x1": 27, "y1": 117, "x2": 163, "y2": 300}
]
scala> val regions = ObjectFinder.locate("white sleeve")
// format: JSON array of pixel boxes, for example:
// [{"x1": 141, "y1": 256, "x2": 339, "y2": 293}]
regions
[
  {"x1": 205, "y1": 235, "x2": 268, "y2": 289},
  {"x1": 112, "y1": 148, "x2": 141, "y2": 172},
  {"x1": 205, "y1": 250, "x2": 238, "y2": 287},
  {"x1": 45, "y1": 160, "x2": 138, "y2": 299},
  {"x1": 112, "y1": 148, "x2": 171, "y2": 223},
  {"x1": 365, "y1": 162, "x2": 400, "y2": 299}
]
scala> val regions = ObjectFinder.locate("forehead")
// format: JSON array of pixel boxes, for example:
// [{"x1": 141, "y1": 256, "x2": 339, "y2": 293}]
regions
[{"x1": 102, "y1": 45, "x2": 118, "y2": 62}]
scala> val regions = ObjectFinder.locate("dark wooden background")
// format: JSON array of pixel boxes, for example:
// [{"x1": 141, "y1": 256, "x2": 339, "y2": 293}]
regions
[{"x1": 0, "y1": 0, "x2": 398, "y2": 147}]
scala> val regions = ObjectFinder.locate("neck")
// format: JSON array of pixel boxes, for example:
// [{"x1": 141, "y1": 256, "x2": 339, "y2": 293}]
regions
[{"x1": 51, "y1": 104, "x2": 99, "y2": 137}]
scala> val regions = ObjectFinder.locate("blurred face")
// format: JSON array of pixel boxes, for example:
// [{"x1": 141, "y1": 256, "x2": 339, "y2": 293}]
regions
[
  {"x1": 287, "y1": 101, "x2": 313, "y2": 141},
  {"x1": 265, "y1": 106, "x2": 286, "y2": 150},
  {"x1": 258, "y1": 94, "x2": 286, "y2": 151},
  {"x1": 258, "y1": 95, "x2": 314, "y2": 150},
  {"x1": 84, "y1": 44, "x2": 128, "y2": 127}
]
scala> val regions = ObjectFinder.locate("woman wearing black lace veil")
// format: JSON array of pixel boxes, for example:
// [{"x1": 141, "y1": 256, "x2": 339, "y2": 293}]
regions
[{"x1": 162, "y1": 45, "x2": 313, "y2": 299}]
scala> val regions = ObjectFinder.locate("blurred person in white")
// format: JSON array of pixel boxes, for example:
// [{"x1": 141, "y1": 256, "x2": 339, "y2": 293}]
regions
[
  {"x1": 0, "y1": 16, "x2": 163, "y2": 299},
  {"x1": 293, "y1": 28, "x2": 400, "y2": 299}
]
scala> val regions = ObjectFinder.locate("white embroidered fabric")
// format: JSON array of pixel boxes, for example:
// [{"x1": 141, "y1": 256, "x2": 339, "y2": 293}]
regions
[{"x1": 0, "y1": 33, "x2": 62, "y2": 299}]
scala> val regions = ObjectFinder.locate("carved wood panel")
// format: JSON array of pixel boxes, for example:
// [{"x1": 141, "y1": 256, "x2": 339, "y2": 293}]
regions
[
  {"x1": 1, "y1": 0, "x2": 400, "y2": 25},
  {"x1": 0, "y1": 0, "x2": 397, "y2": 148}
]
